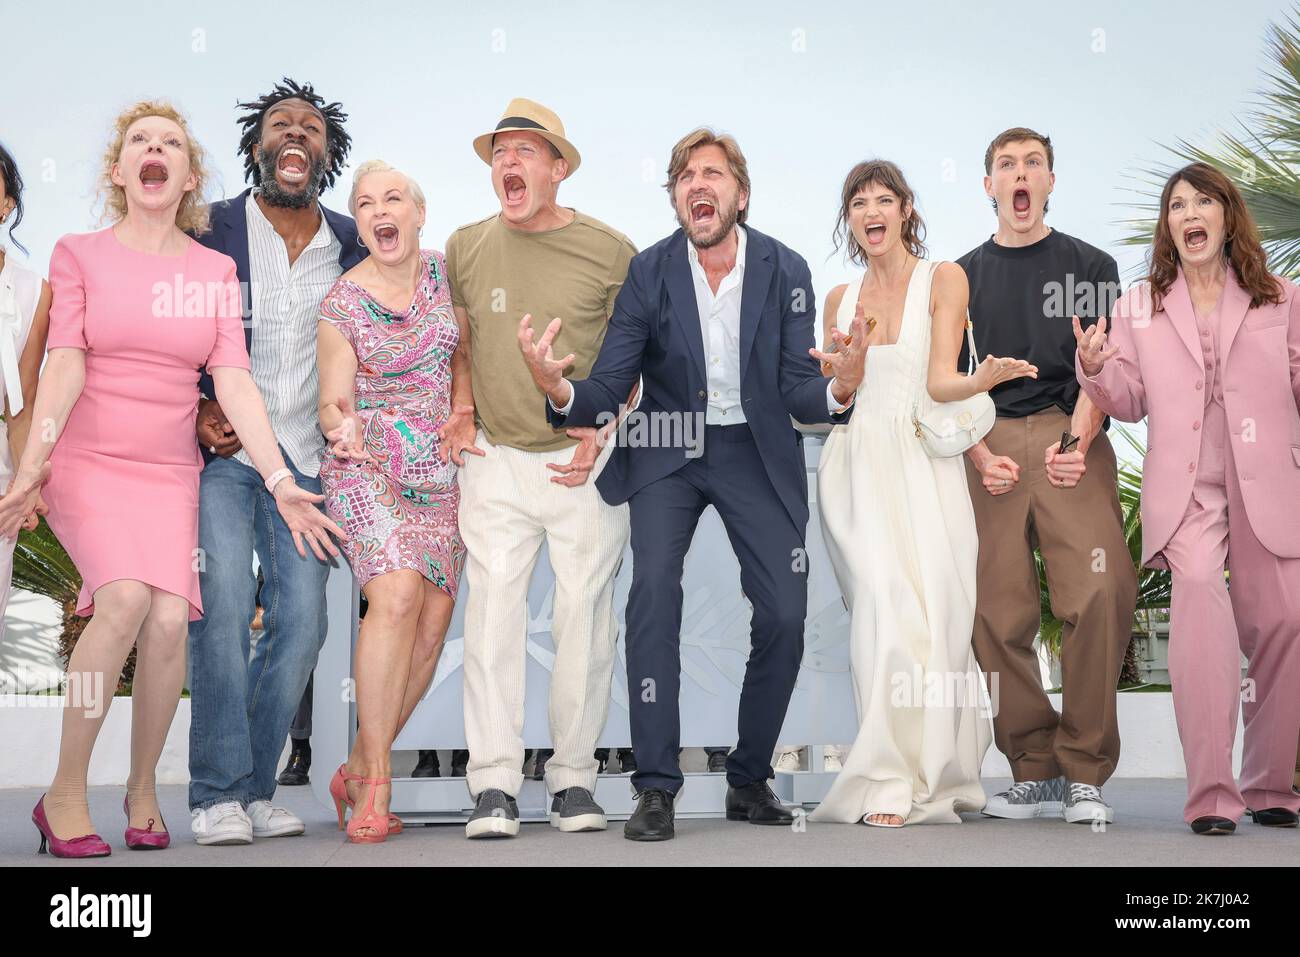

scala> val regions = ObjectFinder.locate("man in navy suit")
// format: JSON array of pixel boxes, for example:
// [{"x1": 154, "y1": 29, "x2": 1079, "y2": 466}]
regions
[
  {"x1": 186, "y1": 79, "x2": 366, "y2": 846},
  {"x1": 520, "y1": 128, "x2": 867, "y2": 840}
]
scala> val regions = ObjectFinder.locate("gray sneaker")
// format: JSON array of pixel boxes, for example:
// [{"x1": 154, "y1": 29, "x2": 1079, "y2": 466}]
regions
[
  {"x1": 1064, "y1": 781, "x2": 1114, "y2": 824},
  {"x1": 465, "y1": 788, "x2": 520, "y2": 839},
  {"x1": 549, "y1": 787, "x2": 608, "y2": 832},
  {"x1": 982, "y1": 776, "x2": 1066, "y2": 819}
]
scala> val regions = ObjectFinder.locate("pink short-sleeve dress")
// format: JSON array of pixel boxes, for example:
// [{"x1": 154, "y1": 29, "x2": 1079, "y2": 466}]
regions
[{"x1": 43, "y1": 227, "x2": 249, "y2": 620}]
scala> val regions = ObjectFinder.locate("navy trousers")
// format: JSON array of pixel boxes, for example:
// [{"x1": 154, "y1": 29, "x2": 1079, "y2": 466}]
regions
[{"x1": 625, "y1": 423, "x2": 808, "y2": 794}]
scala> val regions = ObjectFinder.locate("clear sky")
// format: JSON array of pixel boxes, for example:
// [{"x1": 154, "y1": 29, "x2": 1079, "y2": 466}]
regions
[{"x1": 3, "y1": 0, "x2": 1291, "y2": 458}]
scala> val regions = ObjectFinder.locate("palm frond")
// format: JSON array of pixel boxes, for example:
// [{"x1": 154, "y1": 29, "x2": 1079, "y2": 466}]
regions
[{"x1": 1120, "y1": 8, "x2": 1300, "y2": 279}]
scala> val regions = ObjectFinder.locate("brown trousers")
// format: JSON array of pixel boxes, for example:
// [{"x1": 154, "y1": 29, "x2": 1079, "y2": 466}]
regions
[{"x1": 964, "y1": 409, "x2": 1138, "y2": 786}]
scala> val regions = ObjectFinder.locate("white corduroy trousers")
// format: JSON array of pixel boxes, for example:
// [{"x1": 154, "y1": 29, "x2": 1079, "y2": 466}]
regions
[{"x1": 458, "y1": 431, "x2": 629, "y2": 797}]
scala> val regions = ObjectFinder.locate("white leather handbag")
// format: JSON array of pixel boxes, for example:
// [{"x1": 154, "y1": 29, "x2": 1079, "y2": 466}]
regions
[{"x1": 911, "y1": 320, "x2": 995, "y2": 458}]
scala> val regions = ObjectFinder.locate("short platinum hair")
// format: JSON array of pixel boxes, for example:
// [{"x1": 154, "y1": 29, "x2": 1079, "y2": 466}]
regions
[{"x1": 348, "y1": 159, "x2": 426, "y2": 216}]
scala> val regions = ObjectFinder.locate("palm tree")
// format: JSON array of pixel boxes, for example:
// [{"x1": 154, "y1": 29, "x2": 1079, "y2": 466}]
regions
[
  {"x1": 1122, "y1": 9, "x2": 1300, "y2": 278},
  {"x1": 10, "y1": 517, "x2": 135, "y2": 691}
]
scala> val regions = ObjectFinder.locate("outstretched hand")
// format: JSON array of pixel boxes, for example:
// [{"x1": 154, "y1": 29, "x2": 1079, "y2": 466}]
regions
[
  {"x1": 811, "y1": 302, "x2": 871, "y2": 402},
  {"x1": 324, "y1": 396, "x2": 372, "y2": 462},
  {"x1": 1073, "y1": 314, "x2": 1120, "y2": 377},
  {"x1": 517, "y1": 314, "x2": 575, "y2": 402},
  {"x1": 272, "y1": 479, "x2": 346, "y2": 561}
]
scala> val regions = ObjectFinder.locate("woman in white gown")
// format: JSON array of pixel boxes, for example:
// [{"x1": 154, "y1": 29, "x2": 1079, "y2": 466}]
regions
[{"x1": 810, "y1": 161, "x2": 1034, "y2": 826}]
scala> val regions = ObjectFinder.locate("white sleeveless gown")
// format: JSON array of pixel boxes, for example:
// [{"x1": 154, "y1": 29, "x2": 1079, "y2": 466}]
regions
[{"x1": 810, "y1": 260, "x2": 992, "y2": 825}]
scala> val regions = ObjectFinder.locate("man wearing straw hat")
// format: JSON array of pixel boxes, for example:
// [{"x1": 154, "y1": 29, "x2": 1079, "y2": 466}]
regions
[{"x1": 442, "y1": 98, "x2": 637, "y2": 839}]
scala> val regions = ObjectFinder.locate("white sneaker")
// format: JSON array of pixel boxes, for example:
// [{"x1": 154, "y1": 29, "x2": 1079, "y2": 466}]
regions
[
  {"x1": 774, "y1": 748, "x2": 802, "y2": 773},
  {"x1": 246, "y1": 800, "x2": 305, "y2": 838},
  {"x1": 1063, "y1": 782, "x2": 1114, "y2": 825},
  {"x1": 823, "y1": 748, "x2": 843, "y2": 773},
  {"x1": 191, "y1": 801, "x2": 253, "y2": 845}
]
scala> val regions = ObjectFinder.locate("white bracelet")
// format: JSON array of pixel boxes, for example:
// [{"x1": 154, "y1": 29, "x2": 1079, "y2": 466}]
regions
[{"x1": 264, "y1": 467, "x2": 293, "y2": 494}]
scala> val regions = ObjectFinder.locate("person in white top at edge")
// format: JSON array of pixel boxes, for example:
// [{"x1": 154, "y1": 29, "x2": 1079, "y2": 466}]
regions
[{"x1": 0, "y1": 141, "x2": 52, "y2": 642}]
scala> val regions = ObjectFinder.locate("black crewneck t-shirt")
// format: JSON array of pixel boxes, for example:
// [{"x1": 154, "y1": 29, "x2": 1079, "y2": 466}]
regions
[{"x1": 957, "y1": 228, "x2": 1120, "y2": 420}]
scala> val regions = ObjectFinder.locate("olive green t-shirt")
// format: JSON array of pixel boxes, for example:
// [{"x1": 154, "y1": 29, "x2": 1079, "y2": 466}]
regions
[{"x1": 445, "y1": 210, "x2": 637, "y2": 451}]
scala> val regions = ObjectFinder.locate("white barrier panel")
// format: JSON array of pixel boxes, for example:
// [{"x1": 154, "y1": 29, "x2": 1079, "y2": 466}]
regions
[{"x1": 312, "y1": 431, "x2": 859, "y2": 820}]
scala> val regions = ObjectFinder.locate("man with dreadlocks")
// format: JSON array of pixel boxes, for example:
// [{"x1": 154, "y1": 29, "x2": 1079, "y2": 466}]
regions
[{"x1": 186, "y1": 78, "x2": 366, "y2": 846}]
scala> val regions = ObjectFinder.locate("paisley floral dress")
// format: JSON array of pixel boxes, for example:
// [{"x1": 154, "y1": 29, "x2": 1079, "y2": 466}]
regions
[{"x1": 318, "y1": 249, "x2": 465, "y2": 596}]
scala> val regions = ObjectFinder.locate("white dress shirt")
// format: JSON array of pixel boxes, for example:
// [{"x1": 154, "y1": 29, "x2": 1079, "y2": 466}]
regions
[
  {"x1": 237, "y1": 190, "x2": 341, "y2": 478},
  {"x1": 553, "y1": 226, "x2": 849, "y2": 418}
]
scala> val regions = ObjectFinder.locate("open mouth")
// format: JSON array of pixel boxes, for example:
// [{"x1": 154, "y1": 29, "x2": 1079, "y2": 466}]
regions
[
  {"x1": 139, "y1": 160, "x2": 169, "y2": 190},
  {"x1": 372, "y1": 222, "x2": 400, "y2": 253},
  {"x1": 1012, "y1": 188, "x2": 1031, "y2": 215},
  {"x1": 864, "y1": 223, "x2": 886, "y2": 246},
  {"x1": 1183, "y1": 227, "x2": 1209, "y2": 251},
  {"x1": 503, "y1": 173, "x2": 527, "y2": 205},
  {"x1": 278, "y1": 146, "x2": 309, "y2": 183},
  {"x1": 690, "y1": 195, "x2": 717, "y2": 226}
]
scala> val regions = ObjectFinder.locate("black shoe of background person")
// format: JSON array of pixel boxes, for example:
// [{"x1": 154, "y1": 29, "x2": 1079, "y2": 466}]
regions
[
  {"x1": 595, "y1": 748, "x2": 610, "y2": 774},
  {"x1": 412, "y1": 750, "x2": 440, "y2": 778},
  {"x1": 451, "y1": 749, "x2": 469, "y2": 777},
  {"x1": 1247, "y1": 807, "x2": 1299, "y2": 827},
  {"x1": 532, "y1": 749, "x2": 554, "y2": 781},
  {"x1": 624, "y1": 788, "x2": 675, "y2": 842},
  {"x1": 707, "y1": 751, "x2": 728, "y2": 773},
  {"x1": 1190, "y1": 815, "x2": 1237, "y2": 835},
  {"x1": 618, "y1": 748, "x2": 637, "y2": 774},
  {"x1": 725, "y1": 780, "x2": 795, "y2": 825},
  {"x1": 276, "y1": 739, "x2": 311, "y2": 786}
]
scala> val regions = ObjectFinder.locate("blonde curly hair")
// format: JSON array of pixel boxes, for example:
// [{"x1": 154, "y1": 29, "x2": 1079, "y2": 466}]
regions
[{"x1": 98, "y1": 100, "x2": 211, "y2": 235}]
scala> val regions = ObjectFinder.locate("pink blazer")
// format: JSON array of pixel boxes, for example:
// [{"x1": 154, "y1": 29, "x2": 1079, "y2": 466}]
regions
[{"x1": 1076, "y1": 267, "x2": 1300, "y2": 566}]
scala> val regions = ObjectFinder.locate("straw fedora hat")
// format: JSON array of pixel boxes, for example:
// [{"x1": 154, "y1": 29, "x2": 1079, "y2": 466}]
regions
[{"x1": 473, "y1": 98, "x2": 581, "y2": 178}]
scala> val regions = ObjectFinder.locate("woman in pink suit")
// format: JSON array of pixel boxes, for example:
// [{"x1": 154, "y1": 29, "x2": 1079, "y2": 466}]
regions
[
  {"x1": 0, "y1": 101, "x2": 343, "y2": 858},
  {"x1": 1075, "y1": 162, "x2": 1300, "y2": 835}
]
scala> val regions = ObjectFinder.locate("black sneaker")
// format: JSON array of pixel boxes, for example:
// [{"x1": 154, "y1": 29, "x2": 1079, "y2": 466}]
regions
[
  {"x1": 412, "y1": 750, "x2": 440, "y2": 778},
  {"x1": 276, "y1": 740, "x2": 311, "y2": 786},
  {"x1": 549, "y1": 787, "x2": 607, "y2": 832},
  {"x1": 706, "y1": 751, "x2": 728, "y2": 773},
  {"x1": 465, "y1": 788, "x2": 520, "y2": 839}
]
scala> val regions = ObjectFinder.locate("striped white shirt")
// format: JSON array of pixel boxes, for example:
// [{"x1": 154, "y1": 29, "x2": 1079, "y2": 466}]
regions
[{"x1": 236, "y1": 190, "x2": 341, "y2": 478}]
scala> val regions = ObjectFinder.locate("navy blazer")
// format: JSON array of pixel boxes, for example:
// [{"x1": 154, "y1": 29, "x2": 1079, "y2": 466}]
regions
[
  {"x1": 194, "y1": 187, "x2": 366, "y2": 401},
  {"x1": 547, "y1": 225, "x2": 851, "y2": 532}
]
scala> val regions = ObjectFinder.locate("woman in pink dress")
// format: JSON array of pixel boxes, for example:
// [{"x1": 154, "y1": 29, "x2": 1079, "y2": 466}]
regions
[
  {"x1": 0, "y1": 101, "x2": 344, "y2": 858},
  {"x1": 317, "y1": 160, "x2": 467, "y2": 843}
]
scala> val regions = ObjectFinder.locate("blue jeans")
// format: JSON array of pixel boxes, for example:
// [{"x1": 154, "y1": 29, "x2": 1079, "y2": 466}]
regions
[{"x1": 187, "y1": 451, "x2": 331, "y2": 810}]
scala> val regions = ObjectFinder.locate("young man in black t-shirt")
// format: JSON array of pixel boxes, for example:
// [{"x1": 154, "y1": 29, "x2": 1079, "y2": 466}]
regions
[{"x1": 957, "y1": 128, "x2": 1137, "y2": 825}]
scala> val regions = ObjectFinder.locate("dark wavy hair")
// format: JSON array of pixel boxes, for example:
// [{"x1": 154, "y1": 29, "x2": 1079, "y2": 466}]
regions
[
  {"x1": 832, "y1": 159, "x2": 927, "y2": 267},
  {"x1": 1148, "y1": 162, "x2": 1282, "y2": 312},
  {"x1": 236, "y1": 77, "x2": 351, "y2": 190},
  {"x1": 0, "y1": 141, "x2": 27, "y2": 255}
]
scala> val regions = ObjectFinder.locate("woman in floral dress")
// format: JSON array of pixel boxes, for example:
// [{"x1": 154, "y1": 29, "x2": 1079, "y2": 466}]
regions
[{"x1": 317, "y1": 161, "x2": 468, "y2": 843}]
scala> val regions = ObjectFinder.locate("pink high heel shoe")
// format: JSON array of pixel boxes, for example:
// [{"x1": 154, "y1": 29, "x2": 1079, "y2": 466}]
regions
[
  {"x1": 32, "y1": 795, "x2": 111, "y2": 859},
  {"x1": 123, "y1": 794, "x2": 170, "y2": 850},
  {"x1": 329, "y1": 764, "x2": 404, "y2": 834}
]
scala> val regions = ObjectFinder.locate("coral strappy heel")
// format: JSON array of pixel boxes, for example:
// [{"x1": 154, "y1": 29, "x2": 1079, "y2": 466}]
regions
[
  {"x1": 345, "y1": 774, "x2": 391, "y2": 844},
  {"x1": 329, "y1": 764, "x2": 403, "y2": 835}
]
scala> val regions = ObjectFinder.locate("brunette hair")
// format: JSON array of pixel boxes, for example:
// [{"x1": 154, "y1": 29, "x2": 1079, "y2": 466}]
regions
[
  {"x1": 664, "y1": 128, "x2": 751, "y2": 225},
  {"x1": 1148, "y1": 162, "x2": 1281, "y2": 311},
  {"x1": 832, "y1": 159, "x2": 927, "y2": 266}
]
